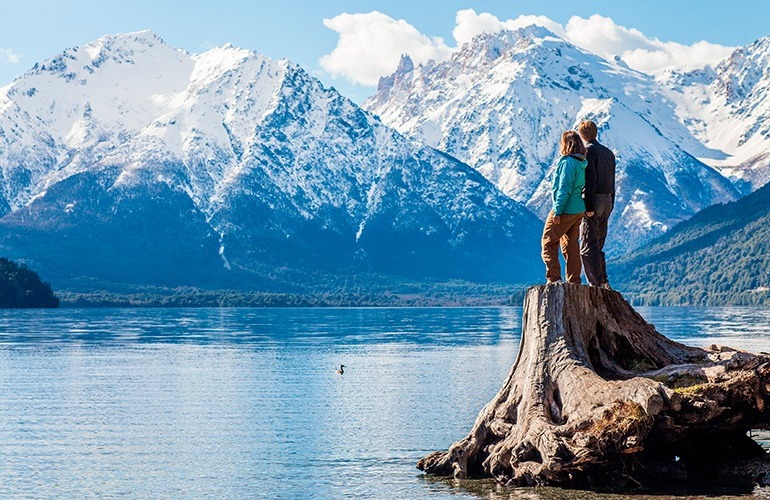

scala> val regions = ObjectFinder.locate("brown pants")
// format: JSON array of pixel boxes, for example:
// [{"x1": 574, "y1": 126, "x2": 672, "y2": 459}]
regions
[{"x1": 541, "y1": 211, "x2": 584, "y2": 284}]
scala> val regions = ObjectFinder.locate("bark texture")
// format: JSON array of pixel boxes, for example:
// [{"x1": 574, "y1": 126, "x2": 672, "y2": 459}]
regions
[{"x1": 418, "y1": 283, "x2": 770, "y2": 487}]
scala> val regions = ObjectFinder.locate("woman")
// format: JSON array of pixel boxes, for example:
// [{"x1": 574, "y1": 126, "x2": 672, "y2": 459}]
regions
[{"x1": 541, "y1": 130, "x2": 588, "y2": 284}]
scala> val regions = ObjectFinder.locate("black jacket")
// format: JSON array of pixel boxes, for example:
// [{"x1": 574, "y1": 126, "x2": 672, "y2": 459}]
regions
[{"x1": 582, "y1": 139, "x2": 616, "y2": 212}]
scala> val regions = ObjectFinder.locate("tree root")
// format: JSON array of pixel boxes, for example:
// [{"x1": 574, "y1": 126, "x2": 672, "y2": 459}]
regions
[{"x1": 419, "y1": 283, "x2": 770, "y2": 487}]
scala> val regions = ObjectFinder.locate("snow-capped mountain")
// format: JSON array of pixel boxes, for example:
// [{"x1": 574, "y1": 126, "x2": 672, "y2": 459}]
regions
[
  {"x1": 0, "y1": 31, "x2": 543, "y2": 288},
  {"x1": 365, "y1": 26, "x2": 739, "y2": 253},
  {"x1": 656, "y1": 36, "x2": 770, "y2": 191}
]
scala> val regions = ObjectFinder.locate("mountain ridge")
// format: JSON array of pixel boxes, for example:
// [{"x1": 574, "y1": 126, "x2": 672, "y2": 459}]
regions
[
  {"x1": 3, "y1": 28, "x2": 769, "y2": 300},
  {"x1": 656, "y1": 35, "x2": 770, "y2": 191},
  {"x1": 0, "y1": 30, "x2": 544, "y2": 290},
  {"x1": 365, "y1": 25, "x2": 739, "y2": 254}
]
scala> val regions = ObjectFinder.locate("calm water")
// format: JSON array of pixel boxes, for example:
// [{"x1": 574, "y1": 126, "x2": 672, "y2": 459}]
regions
[{"x1": 1, "y1": 306, "x2": 770, "y2": 498}]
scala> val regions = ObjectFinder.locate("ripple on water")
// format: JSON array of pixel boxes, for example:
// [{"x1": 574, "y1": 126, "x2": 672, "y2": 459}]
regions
[{"x1": 0, "y1": 306, "x2": 768, "y2": 498}]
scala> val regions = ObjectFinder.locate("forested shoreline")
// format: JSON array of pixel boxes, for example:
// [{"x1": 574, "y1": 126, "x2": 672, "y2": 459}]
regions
[
  {"x1": 56, "y1": 284, "x2": 525, "y2": 308},
  {"x1": 0, "y1": 258, "x2": 59, "y2": 308}
]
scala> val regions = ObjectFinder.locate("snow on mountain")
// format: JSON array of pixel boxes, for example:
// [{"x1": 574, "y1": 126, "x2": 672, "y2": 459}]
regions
[
  {"x1": 0, "y1": 31, "x2": 543, "y2": 288},
  {"x1": 0, "y1": 31, "x2": 190, "y2": 210},
  {"x1": 656, "y1": 35, "x2": 770, "y2": 191},
  {"x1": 365, "y1": 26, "x2": 739, "y2": 253}
]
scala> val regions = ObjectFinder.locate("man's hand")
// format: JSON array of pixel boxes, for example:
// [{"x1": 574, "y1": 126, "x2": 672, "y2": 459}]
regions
[
  {"x1": 585, "y1": 211, "x2": 595, "y2": 217},
  {"x1": 552, "y1": 215, "x2": 562, "y2": 225}
]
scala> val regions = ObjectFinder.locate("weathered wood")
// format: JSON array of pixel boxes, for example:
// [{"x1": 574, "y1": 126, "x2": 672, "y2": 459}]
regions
[{"x1": 418, "y1": 283, "x2": 770, "y2": 487}]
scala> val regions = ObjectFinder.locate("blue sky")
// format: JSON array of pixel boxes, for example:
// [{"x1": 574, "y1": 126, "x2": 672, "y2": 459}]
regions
[{"x1": 2, "y1": 0, "x2": 769, "y2": 102}]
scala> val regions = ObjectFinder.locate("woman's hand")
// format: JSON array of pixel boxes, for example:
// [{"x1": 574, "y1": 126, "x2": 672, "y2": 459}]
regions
[
  {"x1": 585, "y1": 211, "x2": 595, "y2": 217},
  {"x1": 553, "y1": 215, "x2": 562, "y2": 225}
]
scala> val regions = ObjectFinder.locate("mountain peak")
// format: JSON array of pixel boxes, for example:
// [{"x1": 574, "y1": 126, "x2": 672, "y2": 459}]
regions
[
  {"x1": 396, "y1": 54, "x2": 414, "y2": 74},
  {"x1": 506, "y1": 24, "x2": 561, "y2": 41},
  {"x1": 452, "y1": 25, "x2": 566, "y2": 67},
  {"x1": 748, "y1": 34, "x2": 770, "y2": 54},
  {"x1": 22, "y1": 29, "x2": 182, "y2": 84},
  {"x1": 194, "y1": 43, "x2": 255, "y2": 68},
  {"x1": 92, "y1": 29, "x2": 166, "y2": 47},
  {"x1": 83, "y1": 29, "x2": 178, "y2": 62},
  {"x1": 376, "y1": 54, "x2": 414, "y2": 93},
  {"x1": 467, "y1": 25, "x2": 561, "y2": 49}
]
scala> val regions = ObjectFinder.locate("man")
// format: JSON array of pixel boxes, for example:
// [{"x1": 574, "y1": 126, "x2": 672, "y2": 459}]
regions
[{"x1": 578, "y1": 120, "x2": 616, "y2": 289}]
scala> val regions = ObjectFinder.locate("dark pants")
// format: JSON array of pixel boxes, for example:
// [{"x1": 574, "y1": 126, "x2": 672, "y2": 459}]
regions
[{"x1": 580, "y1": 195, "x2": 614, "y2": 286}]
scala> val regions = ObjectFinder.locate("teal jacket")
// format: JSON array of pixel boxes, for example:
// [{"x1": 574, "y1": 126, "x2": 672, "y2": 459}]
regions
[{"x1": 551, "y1": 154, "x2": 588, "y2": 215}]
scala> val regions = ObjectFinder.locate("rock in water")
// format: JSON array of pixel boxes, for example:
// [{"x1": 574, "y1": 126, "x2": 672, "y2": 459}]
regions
[{"x1": 418, "y1": 283, "x2": 770, "y2": 487}]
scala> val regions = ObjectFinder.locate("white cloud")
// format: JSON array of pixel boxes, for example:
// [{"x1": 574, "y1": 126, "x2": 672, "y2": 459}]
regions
[
  {"x1": 620, "y1": 40, "x2": 735, "y2": 73},
  {"x1": 320, "y1": 9, "x2": 735, "y2": 86},
  {"x1": 563, "y1": 14, "x2": 657, "y2": 57},
  {"x1": 0, "y1": 48, "x2": 21, "y2": 64},
  {"x1": 562, "y1": 14, "x2": 734, "y2": 72},
  {"x1": 319, "y1": 11, "x2": 451, "y2": 86}
]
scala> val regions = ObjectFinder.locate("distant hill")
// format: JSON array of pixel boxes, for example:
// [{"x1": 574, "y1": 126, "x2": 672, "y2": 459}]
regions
[
  {"x1": 611, "y1": 181, "x2": 770, "y2": 305},
  {"x1": 0, "y1": 258, "x2": 59, "y2": 308}
]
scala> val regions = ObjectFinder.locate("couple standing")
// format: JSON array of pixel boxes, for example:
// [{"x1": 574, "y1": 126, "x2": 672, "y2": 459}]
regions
[{"x1": 541, "y1": 120, "x2": 616, "y2": 288}]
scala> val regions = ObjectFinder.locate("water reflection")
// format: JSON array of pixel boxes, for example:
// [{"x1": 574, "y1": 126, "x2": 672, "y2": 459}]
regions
[
  {"x1": 637, "y1": 306, "x2": 770, "y2": 352},
  {"x1": 422, "y1": 476, "x2": 767, "y2": 499},
  {"x1": 0, "y1": 307, "x2": 522, "y2": 347}
]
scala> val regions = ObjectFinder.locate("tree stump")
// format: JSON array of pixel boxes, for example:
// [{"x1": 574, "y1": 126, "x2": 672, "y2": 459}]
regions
[{"x1": 418, "y1": 283, "x2": 770, "y2": 487}]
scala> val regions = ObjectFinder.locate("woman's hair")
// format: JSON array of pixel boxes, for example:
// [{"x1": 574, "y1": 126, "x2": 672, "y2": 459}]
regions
[{"x1": 560, "y1": 130, "x2": 587, "y2": 156}]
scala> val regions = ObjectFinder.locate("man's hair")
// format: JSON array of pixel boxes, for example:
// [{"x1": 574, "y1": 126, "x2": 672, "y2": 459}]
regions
[
  {"x1": 577, "y1": 120, "x2": 598, "y2": 141},
  {"x1": 560, "y1": 130, "x2": 587, "y2": 156}
]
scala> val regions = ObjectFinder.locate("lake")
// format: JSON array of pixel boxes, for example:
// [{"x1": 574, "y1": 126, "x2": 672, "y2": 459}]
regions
[{"x1": 1, "y1": 306, "x2": 770, "y2": 498}]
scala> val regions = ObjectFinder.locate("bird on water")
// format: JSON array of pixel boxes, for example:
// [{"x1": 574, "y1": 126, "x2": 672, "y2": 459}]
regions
[{"x1": 336, "y1": 364, "x2": 345, "y2": 375}]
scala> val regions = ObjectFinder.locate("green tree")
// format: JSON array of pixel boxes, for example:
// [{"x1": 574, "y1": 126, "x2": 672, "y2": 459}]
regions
[{"x1": 0, "y1": 258, "x2": 59, "y2": 308}]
